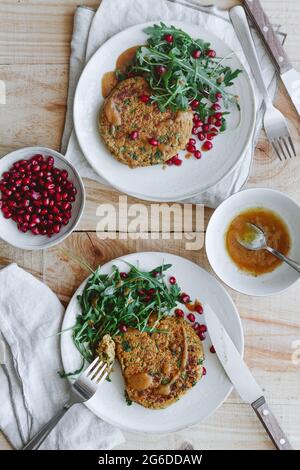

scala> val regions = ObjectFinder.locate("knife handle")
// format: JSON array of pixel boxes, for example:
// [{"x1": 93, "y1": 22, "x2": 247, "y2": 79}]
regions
[
  {"x1": 252, "y1": 396, "x2": 293, "y2": 450},
  {"x1": 243, "y1": 0, "x2": 292, "y2": 74}
]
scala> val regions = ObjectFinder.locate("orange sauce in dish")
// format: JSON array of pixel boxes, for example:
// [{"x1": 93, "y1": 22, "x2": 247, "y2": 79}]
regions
[
  {"x1": 101, "y1": 46, "x2": 140, "y2": 98},
  {"x1": 226, "y1": 207, "x2": 291, "y2": 276}
]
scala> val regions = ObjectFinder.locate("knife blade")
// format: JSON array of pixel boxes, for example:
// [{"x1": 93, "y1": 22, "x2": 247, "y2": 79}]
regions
[
  {"x1": 204, "y1": 304, "x2": 293, "y2": 450},
  {"x1": 243, "y1": 0, "x2": 300, "y2": 117},
  {"x1": 0, "y1": 339, "x2": 6, "y2": 365}
]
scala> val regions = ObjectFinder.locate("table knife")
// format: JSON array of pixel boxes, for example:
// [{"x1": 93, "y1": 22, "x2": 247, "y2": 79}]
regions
[
  {"x1": 204, "y1": 304, "x2": 293, "y2": 450},
  {"x1": 243, "y1": 0, "x2": 300, "y2": 117}
]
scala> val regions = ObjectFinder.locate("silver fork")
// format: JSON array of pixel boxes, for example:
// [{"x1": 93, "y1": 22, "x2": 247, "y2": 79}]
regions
[
  {"x1": 23, "y1": 357, "x2": 108, "y2": 450},
  {"x1": 230, "y1": 6, "x2": 296, "y2": 160}
]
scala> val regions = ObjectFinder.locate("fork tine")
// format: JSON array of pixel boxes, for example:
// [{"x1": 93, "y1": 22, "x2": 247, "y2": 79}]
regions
[
  {"x1": 277, "y1": 139, "x2": 288, "y2": 160},
  {"x1": 272, "y1": 141, "x2": 282, "y2": 161},
  {"x1": 84, "y1": 356, "x2": 100, "y2": 376},
  {"x1": 288, "y1": 136, "x2": 296, "y2": 157},
  {"x1": 90, "y1": 362, "x2": 107, "y2": 382},
  {"x1": 281, "y1": 137, "x2": 293, "y2": 159}
]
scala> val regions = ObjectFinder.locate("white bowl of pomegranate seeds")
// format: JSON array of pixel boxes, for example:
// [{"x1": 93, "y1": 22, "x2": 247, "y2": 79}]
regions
[{"x1": 0, "y1": 147, "x2": 85, "y2": 250}]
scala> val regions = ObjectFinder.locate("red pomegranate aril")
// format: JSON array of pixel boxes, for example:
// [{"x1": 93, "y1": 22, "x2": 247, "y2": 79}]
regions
[
  {"x1": 31, "y1": 227, "x2": 40, "y2": 235},
  {"x1": 199, "y1": 324, "x2": 207, "y2": 333},
  {"x1": 49, "y1": 199, "x2": 55, "y2": 209},
  {"x1": 202, "y1": 141, "x2": 213, "y2": 151},
  {"x1": 4, "y1": 211, "x2": 12, "y2": 219},
  {"x1": 45, "y1": 182, "x2": 55, "y2": 190},
  {"x1": 61, "y1": 202, "x2": 71, "y2": 211},
  {"x1": 195, "y1": 304, "x2": 203, "y2": 314},
  {"x1": 42, "y1": 197, "x2": 50, "y2": 207},
  {"x1": 189, "y1": 138, "x2": 196, "y2": 145},
  {"x1": 198, "y1": 332, "x2": 206, "y2": 341},
  {"x1": 211, "y1": 103, "x2": 221, "y2": 111},
  {"x1": 215, "y1": 120, "x2": 222, "y2": 127},
  {"x1": 192, "y1": 49, "x2": 201, "y2": 59},
  {"x1": 210, "y1": 345, "x2": 216, "y2": 354},
  {"x1": 186, "y1": 144, "x2": 196, "y2": 153},
  {"x1": 198, "y1": 132, "x2": 205, "y2": 141},
  {"x1": 164, "y1": 34, "x2": 173, "y2": 43},
  {"x1": 140, "y1": 94, "x2": 150, "y2": 103},
  {"x1": 169, "y1": 276, "x2": 176, "y2": 285},
  {"x1": 175, "y1": 308, "x2": 184, "y2": 318},
  {"x1": 2, "y1": 172, "x2": 10, "y2": 180},
  {"x1": 71, "y1": 187, "x2": 77, "y2": 196},
  {"x1": 215, "y1": 92, "x2": 222, "y2": 100},
  {"x1": 194, "y1": 150, "x2": 202, "y2": 159},
  {"x1": 148, "y1": 138, "x2": 158, "y2": 146},
  {"x1": 19, "y1": 223, "x2": 29, "y2": 233},
  {"x1": 119, "y1": 324, "x2": 128, "y2": 333},
  {"x1": 187, "y1": 313, "x2": 196, "y2": 323},
  {"x1": 191, "y1": 99, "x2": 199, "y2": 110},
  {"x1": 52, "y1": 206, "x2": 60, "y2": 215},
  {"x1": 206, "y1": 133, "x2": 215, "y2": 140},
  {"x1": 202, "y1": 367, "x2": 207, "y2": 375},
  {"x1": 180, "y1": 293, "x2": 191, "y2": 304},
  {"x1": 206, "y1": 49, "x2": 216, "y2": 57},
  {"x1": 193, "y1": 322, "x2": 200, "y2": 331},
  {"x1": 52, "y1": 224, "x2": 61, "y2": 234},
  {"x1": 61, "y1": 170, "x2": 68, "y2": 180},
  {"x1": 130, "y1": 130, "x2": 139, "y2": 140},
  {"x1": 156, "y1": 65, "x2": 167, "y2": 76},
  {"x1": 214, "y1": 112, "x2": 222, "y2": 120},
  {"x1": 173, "y1": 158, "x2": 182, "y2": 166},
  {"x1": 68, "y1": 195, "x2": 76, "y2": 202},
  {"x1": 203, "y1": 123, "x2": 210, "y2": 132},
  {"x1": 192, "y1": 125, "x2": 200, "y2": 135}
]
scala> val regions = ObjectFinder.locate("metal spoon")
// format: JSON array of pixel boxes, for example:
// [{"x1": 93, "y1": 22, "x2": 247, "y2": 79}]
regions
[{"x1": 236, "y1": 223, "x2": 300, "y2": 274}]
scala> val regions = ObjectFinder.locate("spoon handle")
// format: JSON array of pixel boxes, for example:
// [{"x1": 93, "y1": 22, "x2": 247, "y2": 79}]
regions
[{"x1": 266, "y1": 247, "x2": 300, "y2": 274}]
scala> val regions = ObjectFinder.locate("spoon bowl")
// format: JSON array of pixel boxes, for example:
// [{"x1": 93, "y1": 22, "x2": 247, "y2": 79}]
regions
[{"x1": 236, "y1": 223, "x2": 268, "y2": 251}]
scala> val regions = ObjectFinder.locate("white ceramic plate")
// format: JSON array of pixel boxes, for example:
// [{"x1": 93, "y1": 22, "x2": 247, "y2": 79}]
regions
[
  {"x1": 0, "y1": 147, "x2": 85, "y2": 250},
  {"x1": 61, "y1": 252, "x2": 244, "y2": 434},
  {"x1": 206, "y1": 188, "x2": 300, "y2": 296},
  {"x1": 74, "y1": 21, "x2": 256, "y2": 202}
]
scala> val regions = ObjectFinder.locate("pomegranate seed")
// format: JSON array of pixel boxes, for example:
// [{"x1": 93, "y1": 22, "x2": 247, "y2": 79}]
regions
[
  {"x1": 191, "y1": 99, "x2": 199, "y2": 110},
  {"x1": 211, "y1": 103, "x2": 221, "y2": 111},
  {"x1": 148, "y1": 138, "x2": 158, "y2": 146},
  {"x1": 198, "y1": 132, "x2": 205, "y2": 141},
  {"x1": 199, "y1": 324, "x2": 207, "y2": 333},
  {"x1": 175, "y1": 308, "x2": 184, "y2": 318},
  {"x1": 202, "y1": 141, "x2": 213, "y2": 151},
  {"x1": 192, "y1": 49, "x2": 201, "y2": 59},
  {"x1": 215, "y1": 119, "x2": 222, "y2": 127},
  {"x1": 192, "y1": 125, "x2": 201, "y2": 135},
  {"x1": 214, "y1": 112, "x2": 223, "y2": 120},
  {"x1": 202, "y1": 123, "x2": 210, "y2": 133},
  {"x1": 120, "y1": 272, "x2": 128, "y2": 279},
  {"x1": 140, "y1": 94, "x2": 150, "y2": 103},
  {"x1": 173, "y1": 157, "x2": 182, "y2": 166},
  {"x1": 47, "y1": 156, "x2": 54, "y2": 165},
  {"x1": 206, "y1": 134, "x2": 215, "y2": 140},
  {"x1": 206, "y1": 49, "x2": 216, "y2": 57},
  {"x1": 202, "y1": 367, "x2": 207, "y2": 375},
  {"x1": 193, "y1": 322, "x2": 200, "y2": 331},
  {"x1": 31, "y1": 227, "x2": 40, "y2": 235},
  {"x1": 187, "y1": 313, "x2": 195, "y2": 323},
  {"x1": 180, "y1": 293, "x2": 190, "y2": 304},
  {"x1": 130, "y1": 130, "x2": 139, "y2": 140},
  {"x1": 194, "y1": 150, "x2": 202, "y2": 159},
  {"x1": 156, "y1": 65, "x2": 167, "y2": 76},
  {"x1": 152, "y1": 271, "x2": 160, "y2": 278},
  {"x1": 144, "y1": 295, "x2": 152, "y2": 302},
  {"x1": 119, "y1": 324, "x2": 127, "y2": 333},
  {"x1": 210, "y1": 345, "x2": 216, "y2": 354},
  {"x1": 215, "y1": 92, "x2": 222, "y2": 100},
  {"x1": 164, "y1": 34, "x2": 173, "y2": 43},
  {"x1": 198, "y1": 332, "x2": 206, "y2": 341},
  {"x1": 4, "y1": 211, "x2": 12, "y2": 219},
  {"x1": 169, "y1": 276, "x2": 176, "y2": 285},
  {"x1": 147, "y1": 288, "x2": 155, "y2": 296},
  {"x1": 189, "y1": 138, "x2": 196, "y2": 145},
  {"x1": 195, "y1": 304, "x2": 203, "y2": 314},
  {"x1": 61, "y1": 170, "x2": 68, "y2": 179},
  {"x1": 186, "y1": 144, "x2": 196, "y2": 153},
  {"x1": 52, "y1": 224, "x2": 61, "y2": 234}
]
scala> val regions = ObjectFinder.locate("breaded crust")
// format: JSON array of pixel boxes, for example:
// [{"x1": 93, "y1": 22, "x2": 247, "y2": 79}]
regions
[
  {"x1": 114, "y1": 315, "x2": 204, "y2": 409},
  {"x1": 99, "y1": 77, "x2": 193, "y2": 168}
]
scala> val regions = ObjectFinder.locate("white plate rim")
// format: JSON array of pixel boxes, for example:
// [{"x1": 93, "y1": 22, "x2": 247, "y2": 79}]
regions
[
  {"x1": 73, "y1": 20, "x2": 256, "y2": 202},
  {"x1": 205, "y1": 187, "x2": 300, "y2": 297},
  {"x1": 60, "y1": 251, "x2": 244, "y2": 434}
]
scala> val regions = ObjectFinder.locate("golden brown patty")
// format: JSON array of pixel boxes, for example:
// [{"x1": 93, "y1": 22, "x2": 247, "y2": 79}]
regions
[
  {"x1": 99, "y1": 77, "x2": 193, "y2": 168},
  {"x1": 114, "y1": 315, "x2": 204, "y2": 409}
]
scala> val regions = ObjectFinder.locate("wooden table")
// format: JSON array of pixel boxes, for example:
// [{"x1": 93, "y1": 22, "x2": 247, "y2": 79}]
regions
[{"x1": 0, "y1": 0, "x2": 299, "y2": 451}]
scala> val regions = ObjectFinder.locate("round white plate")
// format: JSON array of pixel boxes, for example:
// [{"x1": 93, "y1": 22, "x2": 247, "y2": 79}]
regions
[
  {"x1": 206, "y1": 188, "x2": 300, "y2": 296},
  {"x1": 61, "y1": 252, "x2": 244, "y2": 434},
  {"x1": 74, "y1": 21, "x2": 256, "y2": 202}
]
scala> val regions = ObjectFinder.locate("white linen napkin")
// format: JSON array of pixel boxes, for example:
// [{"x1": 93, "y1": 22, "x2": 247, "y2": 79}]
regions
[
  {"x1": 0, "y1": 264, "x2": 124, "y2": 450},
  {"x1": 61, "y1": 0, "x2": 285, "y2": 208}
]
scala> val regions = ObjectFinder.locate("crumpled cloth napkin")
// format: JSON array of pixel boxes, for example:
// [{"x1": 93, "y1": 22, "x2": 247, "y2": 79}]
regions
[
  {"x1": 61, "y1": 0, "x2": 284, "y2": 208},
  {"x1": 0, "y1": 264, "x2": 124, "y2": 450}
]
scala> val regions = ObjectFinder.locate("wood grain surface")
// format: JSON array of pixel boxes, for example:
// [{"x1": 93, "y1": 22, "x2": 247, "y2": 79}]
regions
[{"x1": 0, "y1": 0, "x2": 300, "y2": 451}]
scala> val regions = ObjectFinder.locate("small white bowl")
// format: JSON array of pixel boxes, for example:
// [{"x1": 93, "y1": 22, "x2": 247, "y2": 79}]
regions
[
  {"x1": 206, "y1": 188, "x2": 300, "y2": 296},
  {"x1": 0, "y1": 146, "x2": 85, "y2": 250}
]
